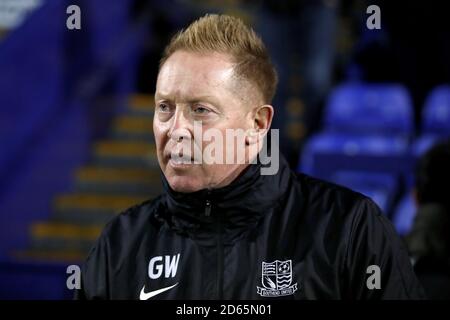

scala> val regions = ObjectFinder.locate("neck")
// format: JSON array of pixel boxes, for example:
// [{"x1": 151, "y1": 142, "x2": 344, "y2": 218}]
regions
[{"x1": 207, "y1": 163, "x2": 250, "y2": 190}]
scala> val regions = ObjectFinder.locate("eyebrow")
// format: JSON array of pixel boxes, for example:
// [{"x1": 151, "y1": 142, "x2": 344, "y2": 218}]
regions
[{"x1": 154, "y1": 93, "x2": 223, "y2": 110}]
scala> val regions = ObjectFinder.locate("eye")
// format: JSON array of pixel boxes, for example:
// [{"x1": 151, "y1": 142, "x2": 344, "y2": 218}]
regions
[
  {"x1": 157, "y1": 103, "x2": 171, "y2": 112},
  {"x1": 192, "y1": 105, "x2": 211, "y2": 115}
]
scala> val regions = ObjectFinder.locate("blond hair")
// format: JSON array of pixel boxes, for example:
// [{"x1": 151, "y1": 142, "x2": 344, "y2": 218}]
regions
[{"x1": 159, "y1": 14, "x2": 278, "y2": 104}]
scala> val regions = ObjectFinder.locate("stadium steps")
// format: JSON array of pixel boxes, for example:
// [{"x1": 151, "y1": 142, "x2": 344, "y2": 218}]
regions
[
  {"x1": 54, "y1": 193, "x2": 148, "y2": 211},
  {"x1": 93, "y1": 140, "x2": 158, "y2": 167},
  {"x1": 74, "y1": 166, "x2": 162, "y2": 194},
  {"x1": 31, "y1": 222, "x2": 102, "y2": 242},
  {"x1": 94, "y1": 140, "x2": 156, "y2": 156},
  {"x1": 13, "y1": 249, "x2": 88, "y2": 263},
  {"x1": 28, "y1": 222, "x2": 102, "y2": 252},
  {"x1": 113, "y1": 115, "x2": 154, "y2": 133},
  {"x1": 76, "y1": 166, "x2": 160, "y2": 183},
  {"x1": 128, "y1": 94, "x2": 154, "y2": 114},
  {"x1": 52, "y1": 193, "x2": 150, "y2": 224},
  {"x1": 13, "y1": 94, "x2": 162, "y2": 264}
]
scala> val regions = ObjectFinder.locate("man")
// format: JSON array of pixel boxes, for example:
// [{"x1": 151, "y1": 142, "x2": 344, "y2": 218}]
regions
[
  {"x1": 406, "y1": 140, "x2": 450, "y2": 299},
  {"x1": 75, "y1": 14, "x2": 424, "y2": 299}
]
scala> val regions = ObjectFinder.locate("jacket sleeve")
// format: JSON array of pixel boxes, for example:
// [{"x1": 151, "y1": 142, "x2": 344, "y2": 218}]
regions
[
  {"x1": 344, "y1": 198, "x2": 426, "y2": 299},
  {"x1": 74, "y1": 233, "x2": 110, "y2": 300}
]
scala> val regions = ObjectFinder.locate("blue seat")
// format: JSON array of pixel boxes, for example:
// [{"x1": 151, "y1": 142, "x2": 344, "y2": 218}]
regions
[
  {"x1": 406, "y1": 85, "x2": 450, "y2": 187},
  {"x1": 301, "y1": 133, "x2": 409, "y2": 177},
  {"x1": 324, "y1": 83, "x2": 413, "y2": 135},
  {"x1": 421, "y1": 85, "x2": 450, "y2": 136},
  {"x1": 411, "y1": 85, "x2": 450, "y2": 157},
  {"x1": 299, "y1": 83, "x2": 413, "y2": 179},
  {"x1": 392, "y1": 192, "x2": 417, "y2": 236},
  {"x1": 394, "y1": 86, "x2": 450, "y2": 233},
  {"x1": 330, "y1": 170, "x2": 398, "y2": 214}
]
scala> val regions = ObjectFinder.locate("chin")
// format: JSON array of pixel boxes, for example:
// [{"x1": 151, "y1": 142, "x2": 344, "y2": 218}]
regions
[{"x1": 166, "y1": 175, "x2": 205, "y2": 193}]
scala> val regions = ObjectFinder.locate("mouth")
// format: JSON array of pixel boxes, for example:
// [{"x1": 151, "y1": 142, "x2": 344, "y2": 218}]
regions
[{"x1": 166, "y1": 152, "x2": 196, "y2": 167}]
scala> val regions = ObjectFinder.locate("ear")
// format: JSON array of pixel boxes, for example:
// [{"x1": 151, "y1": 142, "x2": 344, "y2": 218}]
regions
[{"x1": 246, "y1": 104, "x2": 274, "y2": 145}]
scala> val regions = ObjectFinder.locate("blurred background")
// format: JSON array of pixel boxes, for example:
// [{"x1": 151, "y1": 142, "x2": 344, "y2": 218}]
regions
[{"x1": 0, "y1": 0, "x2": 449, "y2": 299}]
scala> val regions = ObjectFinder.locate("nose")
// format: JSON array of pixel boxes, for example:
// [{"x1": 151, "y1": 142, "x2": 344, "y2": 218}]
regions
[{"x1": 167, "y1": 108, "x2": 192, "y2": 142}]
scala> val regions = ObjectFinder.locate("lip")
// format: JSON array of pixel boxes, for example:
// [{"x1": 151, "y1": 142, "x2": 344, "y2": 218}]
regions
[
  {"x1": 168, "y1": 159, "x2": 194, "y2": 169},
  {"x1": 166, "y1": 153, "x2": 196, "y2": 169}
]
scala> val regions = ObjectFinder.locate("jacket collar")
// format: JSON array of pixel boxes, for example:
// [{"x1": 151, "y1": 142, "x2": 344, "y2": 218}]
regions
[{"x1": 158, "y1": 155, "x2": 292, "y2": 240}]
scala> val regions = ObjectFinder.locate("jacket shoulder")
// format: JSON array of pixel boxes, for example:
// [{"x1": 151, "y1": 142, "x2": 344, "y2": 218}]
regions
[
  {"x1": 294, "y1": 172, "x2": 379, "y2": 216},
  {"x1": 100, "y1": 195, "x2": 165, "y2": 241}
]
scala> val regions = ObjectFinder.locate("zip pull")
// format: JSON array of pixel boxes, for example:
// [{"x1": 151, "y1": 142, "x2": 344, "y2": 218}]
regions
[{"x1": 205, "y1": 199, "x2": 211, "y2": 217}]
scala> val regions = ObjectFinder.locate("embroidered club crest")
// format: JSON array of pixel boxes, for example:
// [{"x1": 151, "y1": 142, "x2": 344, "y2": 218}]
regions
[{"x1": 257, "y1": 260, "x2": 298, "y2": 297}]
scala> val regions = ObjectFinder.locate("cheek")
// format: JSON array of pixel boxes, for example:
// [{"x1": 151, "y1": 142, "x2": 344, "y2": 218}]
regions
[
  {"x1": 153, "y1": 121, "x2": 168, "y2": 147},
  {"x1": 153, "y1": 121, "x2": 170, "y2": 169}
]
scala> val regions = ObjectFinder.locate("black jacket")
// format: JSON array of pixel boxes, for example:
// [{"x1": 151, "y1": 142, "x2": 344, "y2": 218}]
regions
[{"x1": 76, "y1": 156, "x2": 425, "y2": 299}]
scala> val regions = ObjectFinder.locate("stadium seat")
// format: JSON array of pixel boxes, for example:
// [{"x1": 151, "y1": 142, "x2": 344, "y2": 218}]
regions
[
  {"x1": 405, "y1": 85, "x2": 450, "y2": 187},
  {"x1": 323, "y1": 83, "x2": 413, "y2": 135},
  {"x1": 394, "y1": 86, "x2": 450, "y2": 231},
  {"x1": 330, "y1": 170, "x2": 398, "y2": 215},
  {"x1": 411, "y1": 85, "x2": 450, "y2": 157},
  {"x1": 299, "y1": 83, "x2": 413, "y2": 179},
  {"x1": 392, "y1": 192, "x2": 417, "y2": 236},
  {"x1": 421, "y1": 85, "x2": 450, "y2": 136}
]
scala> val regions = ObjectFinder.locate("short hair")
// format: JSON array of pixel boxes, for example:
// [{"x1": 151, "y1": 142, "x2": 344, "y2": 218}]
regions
[
  {"x1": 159, "y1": 14, "x2": 278, "y2": 104},
  {"x1": 415, "y1": 139, "x2": 450, "y2": 210}
]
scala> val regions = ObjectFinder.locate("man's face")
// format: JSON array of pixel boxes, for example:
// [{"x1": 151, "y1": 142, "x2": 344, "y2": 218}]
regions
[{"x1": 154, "y1": 51, "x2": 255, "y2": 193}]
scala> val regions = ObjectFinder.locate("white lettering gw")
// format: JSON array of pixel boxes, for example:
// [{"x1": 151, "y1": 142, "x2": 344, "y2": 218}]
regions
[{"x1": 149, "y1": 254, "x2": 180, "y2": 279}]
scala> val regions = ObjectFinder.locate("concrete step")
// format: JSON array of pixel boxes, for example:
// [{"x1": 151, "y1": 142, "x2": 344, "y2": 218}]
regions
[
  {"x1": 111, "y1": 130, "x2": 155, "y2": 142},
  {"x1": 111, "y1": 115, "x2": 154, "y2": 141},
  {"x1": 74, "y1": 165, "x2": 162, "y2": 193},
  {"x1": 75, "y1": 166, "x2": 160, "y2": 184},
  {"x1": 74, "y1": 182, "x2": 162, "y2": 195},
  {"x1": 54, "y1": 193, "x2": 148, "y2": 212},
  {"x1": 94, "y1": 140, "x2": 156, "y2": 157},
  {"x1": 128, "y1": 94, "x2": 154, "y2": 115},
  {"x1": 52, "y1": 193, "x2": 150, "y2": 224},
  {"x1": 13, "y1": 249, "x2": 87, "y2": 264},
  {"x1": 31, "y1": 222, "x2": 102, "y2": 241},
  {"x1": 113, "y1": 115, "x2": 153, "y2": 134},
  {"x1": 53, "y1": 210, "x2": 116, "y2": 226},
  {"x1": 29, "y1": 222, "x2": 101, "y2": 253},
  {"x1": 93, "y1": 140, "x2": 158, "y2": 167}
]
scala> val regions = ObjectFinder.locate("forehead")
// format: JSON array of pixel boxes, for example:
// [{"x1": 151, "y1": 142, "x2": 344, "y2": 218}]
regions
[{"x1": 156, "y1": 51, "x2": 237, "y2": 100}]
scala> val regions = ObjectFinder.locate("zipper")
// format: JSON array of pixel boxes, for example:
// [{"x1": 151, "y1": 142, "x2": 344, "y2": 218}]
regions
[
  {"x1": 204, "y1": 197, "x2": 224, "y2": 299},
  {"x1": 204, "y1": 199, "x2": 211, "y2": 217},
  {"x1": 216, "y1": 209, "x2": 224, "y2": 299}
]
